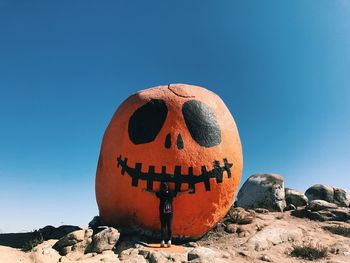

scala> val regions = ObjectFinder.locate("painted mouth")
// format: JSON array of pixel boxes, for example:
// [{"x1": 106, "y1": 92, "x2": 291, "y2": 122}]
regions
[{"x1": 117, "y1": 155, "x2": 233, "y2": 193}]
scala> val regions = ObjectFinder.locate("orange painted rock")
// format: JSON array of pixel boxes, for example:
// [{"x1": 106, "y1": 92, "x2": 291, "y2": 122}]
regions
[{"x1": 96, "y1": 84, "x2": 243, "y2": 239}]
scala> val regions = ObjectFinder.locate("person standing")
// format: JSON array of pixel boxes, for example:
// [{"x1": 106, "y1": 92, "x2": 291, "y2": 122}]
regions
[{"x1": 143, "y1": 182, "x2": 192, "y2": 247}]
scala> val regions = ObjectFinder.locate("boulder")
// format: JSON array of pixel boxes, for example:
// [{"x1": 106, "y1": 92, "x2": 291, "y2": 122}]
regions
[
  {"x1": 292, "y1": 206, "x2": 350, "y2": 222},
  {"x1": 285, "y1": 188, "x2": 308, "y2": 207},
  {"x1": 86, "y1": 227, "x2": 120, "y2": 254},
  {"x1": 308, "y1": 200, "x2": 338, "y2": 211},
  {"x1": 236, "y1": 174, "x2": 286, "y2": 212},
  {"x1": 246, "y1": 227, "x2": 303, "y2": 251},
  {"x1": 334, "y1": 188, "x2": 350, "y2": 207},
  {"x1": 305, "y1": 185, "x2": 350, "y2": 207},
  {"x1": 30, "y1": 240, "x2": 61, "y2": 263},
  {"x1": 53, "y1": 229, "x2": 93, "y2": 255}
]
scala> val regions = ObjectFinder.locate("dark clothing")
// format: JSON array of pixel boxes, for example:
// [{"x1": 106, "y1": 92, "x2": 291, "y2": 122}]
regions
[
  {"x1": 156, "y1": 190, "x2": 176, "y2": 214},
  {"x1": 156, "y1": 189, "x2": 176, "y2": 241},
  {"x1": 160, "y1": 213, "x2": 173, "y2": 241}
]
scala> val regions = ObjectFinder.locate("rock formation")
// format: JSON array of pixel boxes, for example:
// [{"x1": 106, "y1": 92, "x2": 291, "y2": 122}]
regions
[
  {"x1": 305, "y1": 184, "x2": 350, "y2": 207},
  {"x1": 235, "y1": 174, "x2": 286, "y2": 212}
]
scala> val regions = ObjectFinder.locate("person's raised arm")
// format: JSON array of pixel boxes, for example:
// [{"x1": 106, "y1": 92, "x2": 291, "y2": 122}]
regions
[{"x1": 176, "y1": 187, "x2": 195, "y2": 195}]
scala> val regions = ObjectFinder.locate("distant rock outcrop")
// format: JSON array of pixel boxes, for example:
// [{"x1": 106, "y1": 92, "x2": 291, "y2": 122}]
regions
[
  {"x1": 285, "y1": 188, "x2": 308, "y2": 207},
  {"x1": 39, "y1": 225, "x2": 81, "y2": 240},
  {"x1": 308, "y1": 200, "x2": 338, "y2": 211},
  {"x1": 235, "y1": 174, "x2": 286, "y2": 212},
  {"x1": 305, "y1": 184, "x2": 350, "y2": 207}
]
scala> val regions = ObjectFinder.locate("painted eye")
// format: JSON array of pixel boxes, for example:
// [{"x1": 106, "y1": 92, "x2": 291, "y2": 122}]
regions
[
  {"x1": 182, "y1": 100, "x2": 221, "y2": 147},
  {"x1": 128, "y1": 99, "x2": 168, "y2": 144}
]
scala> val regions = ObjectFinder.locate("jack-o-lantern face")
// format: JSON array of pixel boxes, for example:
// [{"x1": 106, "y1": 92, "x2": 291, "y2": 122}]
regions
[{"x1": 96, "y1": 84, "x2": 243, "y2": 239}]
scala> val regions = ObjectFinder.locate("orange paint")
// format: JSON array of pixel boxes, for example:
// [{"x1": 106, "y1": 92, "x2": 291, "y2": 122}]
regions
[{"x1": 96, "y1": 84, "x2": 243, "y2": 239}]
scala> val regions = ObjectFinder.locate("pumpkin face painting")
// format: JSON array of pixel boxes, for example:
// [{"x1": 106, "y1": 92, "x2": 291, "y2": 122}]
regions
[{"x1": 96, "y1": 84, "x2": 243, "y2": 238}]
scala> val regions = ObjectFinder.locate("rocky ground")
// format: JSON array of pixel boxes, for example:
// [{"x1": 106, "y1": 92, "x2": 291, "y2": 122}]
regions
[
  {"x1": 0, "y1": 208, "x2": 349, "y2": 263},
  {"x1": 1, "y1": 175, "x2": 349, "y2": 263}
]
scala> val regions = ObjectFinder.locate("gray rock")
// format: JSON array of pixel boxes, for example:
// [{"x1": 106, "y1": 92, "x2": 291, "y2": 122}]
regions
[
  {"x1": 246, "y1": 227, "x2": 303, "y2": 251},
  {"x1": 188, "y1": 247, "x2": 233, "y2": 262},
  {"x1": 31, "y1": 240, "x2": 61, "y2": 263},
  {"x1": 86, "y1": 227, "x2": 120, "y2": 254},
  {"x1": 334, "y1": 188, "x2": 350, "y2": 207},
  {"x1": 53, "y1": 229, "x2": 93, "y2": 255},
  {"x1": 260, "y1": 254, "x2": 273, "y2": 262},
  {"x1": 188, "y1": 247, "x2": 223, "y2": 261},
  {"x1": 285, "y1": 188, "x2": 308, "y2": 207},
  {"x1": 305, "y1": 185, "x2": 350, "y2": 207},
  {"x1": 308, "y1": 200, "x2": 338, "y2": 211},
  {"x1": 225, "y1": 224, "x2": 237, "y2": 234},
  {"x1": 292, "y1": 206, "x2": 350, "y2": 222},
  {"x1": 148, "y1": 251, "x2": 167, "y2": 263},
  {"x1": 236, "y1": 174, "x2": 286, "y2": 212},
  {"x1": 186, "y1": 242, "x2": 199, "y2": 248},
  {"x1": 119, "y1": 247, "x2": 139, "y2": 260}
]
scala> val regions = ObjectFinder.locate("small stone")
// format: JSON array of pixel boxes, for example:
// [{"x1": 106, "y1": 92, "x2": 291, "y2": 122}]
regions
[
  {"x1": 260, "y1": 254, "x2": 273, "y2": 262},
  {"x1": 225, "y1": 224, "x2": 237, "y2": 234},
  {"x1": 138, "y1": 249, "x2": 150, "y2": 258},
  {"x1": 186, "y1": 241, "x2": 199, "y2": 247},
  {"x1": 254, "y1": 208, "x2": 269, "y2": 214},
  {"x1": 119, "y1": 248, "x2": 139, "y2": 261},
  {"x1": 255, "y1": 222, "x2": 264, "y2": 231}
]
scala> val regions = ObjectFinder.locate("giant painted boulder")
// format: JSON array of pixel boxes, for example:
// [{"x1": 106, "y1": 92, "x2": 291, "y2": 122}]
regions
[{"x1": 96, "y1": 84, "x2": 243, "y2": 238}]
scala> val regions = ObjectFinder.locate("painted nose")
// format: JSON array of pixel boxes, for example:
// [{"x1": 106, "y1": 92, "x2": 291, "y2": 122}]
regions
[
  {"x1": 176, "y1": 134, "x2": 184, "y2": 149},
  {"x1": 164, "y1": 133, "x2": 184, "y2": 150}
]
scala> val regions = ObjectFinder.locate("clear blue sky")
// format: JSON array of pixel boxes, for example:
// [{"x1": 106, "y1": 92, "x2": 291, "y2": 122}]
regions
[{"x1": 1, "y1": 1, "x2": 349, "y2": 233}]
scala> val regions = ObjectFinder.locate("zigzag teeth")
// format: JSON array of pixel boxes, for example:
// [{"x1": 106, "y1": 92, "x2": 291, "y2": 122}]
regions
[
  {"x1": 116, "y1": 155, "x2": 233, "y2": 191},
  {"x1": 121, "y1": 158, "x2": 127, "y2": 175}
]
